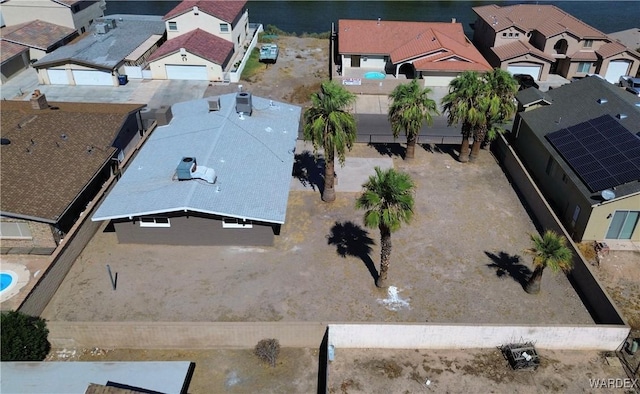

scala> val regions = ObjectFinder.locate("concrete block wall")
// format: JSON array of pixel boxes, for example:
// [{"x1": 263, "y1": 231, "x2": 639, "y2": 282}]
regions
[
  {"x1": 491, "y1": 135, "x2": 626, "y2": 326},
  {"x1": 328, "y1": 323, "x2": 630, "y2": 351},
  {"x1": 47, "y1": 321, "x2": 328, "y2": 349}
]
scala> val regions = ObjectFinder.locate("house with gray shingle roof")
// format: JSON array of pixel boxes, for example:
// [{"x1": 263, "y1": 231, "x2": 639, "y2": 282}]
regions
[
  {"x1": 0, "y1": 92, "x2": 145, "y2": 252},
  {"x1": 511, "y1": 76, "x2": 640, "y2": 243},
  {"x1": 472, "y1": 4, "x2": 640, "y2": 83},
  {"x1": 32, "y1": 15, "x2": 165, "y2": 86},
  {"x1": 148, "y1": 0, "x2": 250, "y2": 81},
  {"x1": 92, "y1": 93, "x2": 301, "y2": 246},
  {"x1": 338, "y1": 19, "x2": 491, "y2": 86}
]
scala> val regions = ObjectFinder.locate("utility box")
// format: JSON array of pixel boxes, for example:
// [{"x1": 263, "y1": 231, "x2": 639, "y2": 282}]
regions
[
  {"x1": 155, "y1": 105, "x2": 173, "y2": 126},
  {"x1": 236, "y1": 92, "x2": 252, "y2": 116},
  {"x1": 176, "y1": 157, "x2": 196, "y2": 180}
]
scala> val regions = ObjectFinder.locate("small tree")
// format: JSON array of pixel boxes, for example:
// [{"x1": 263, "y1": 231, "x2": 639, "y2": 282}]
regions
[
  {"x1": 524, "y1": 230, "x2": 573, "y2": 294},
  {"x1": 1, "y1": 311, "x2": 50, "y2": 361},
  {"x1": 255, "y1": 338, "x2": 280, "y2": 367}
]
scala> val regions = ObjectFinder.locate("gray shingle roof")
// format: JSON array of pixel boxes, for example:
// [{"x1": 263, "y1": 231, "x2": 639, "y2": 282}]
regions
[
  {"x1": 518, "y1": 76, "x2": 640, "y2": 200},
  {"x1": 93, "y1": 94, "x2": 301, "y2": 224},
  {"x1": 33, "y1": 15, "x2": 165, "y2": 70}
]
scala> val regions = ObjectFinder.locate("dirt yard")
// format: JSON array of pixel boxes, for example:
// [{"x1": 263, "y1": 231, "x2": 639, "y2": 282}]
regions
[
  {"x1": 203, "y1": 36, "x2": 329, "y2": 106},
  {"x1": 327, "y1": 348, "x2": 634, "y2": 394}
]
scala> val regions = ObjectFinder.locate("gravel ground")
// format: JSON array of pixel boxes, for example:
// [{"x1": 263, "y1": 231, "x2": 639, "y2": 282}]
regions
[{"x1": 41, "y1": 144, "x2": 592, "y2": 324}]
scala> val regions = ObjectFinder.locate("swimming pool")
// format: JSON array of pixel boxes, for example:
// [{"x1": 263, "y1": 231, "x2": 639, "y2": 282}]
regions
[
  {"x1": 364, "y1": 71, "x2": 386, "y2": 79},
  {"x1": 1, "y1": 272, "x2": 16, "y2": 292}
]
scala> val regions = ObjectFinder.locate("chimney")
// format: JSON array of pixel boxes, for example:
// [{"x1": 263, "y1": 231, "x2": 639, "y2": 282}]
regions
[
  {"x1": 451, "y1": 17, "x2": 456, "y2": 23},
  {"x1": 30, "y1": 90, "x2": 48, "y2": 110},
  {"x1": 377, "y1": 17, "x2": 381, "y2": 25}
]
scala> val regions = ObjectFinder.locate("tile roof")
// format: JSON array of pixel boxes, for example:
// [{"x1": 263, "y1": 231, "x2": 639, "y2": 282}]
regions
[
  {"x1": 33, "y1": 15, "x2": 165, "y2": 70},
  {"x1": 164, "y1": 0, "x2": 246, "y2": 23},
  {"x1": 596, "y1": 41, "x2": 630, "y2": 59},
  {"x1": 51, "y1": 0, "x2": 83, "y2": 6},
  {"x1": 92, "y1": 94, "x2": 301, "y2": 225},
  {"x1": 473, "y1": 4, "x2": 606, "y2": 39},
  {"x1": 0, "y1": 99, "x2": 143, "y2": 224},
  {"x1": 568, "y1": 50, "x2": 598, "y2": 61},
  {"x1": 517, "y1": 76, "x2": 640, "y2": 200},
  {"x1": 338, "y1": 19, "x2": 490, "y2": 72},
  {"x1": 491, "y1": 40, "x2": 555, "y2": 62},
  {"x1": 0, "y1": 20, "x2": 76, "y2": 51},
  {"x1": 0, "y1": 40, "x2": 28, "y2": 63},
  {"x1": 147, "y1": 28, "x2": 234, "y2": 65}
]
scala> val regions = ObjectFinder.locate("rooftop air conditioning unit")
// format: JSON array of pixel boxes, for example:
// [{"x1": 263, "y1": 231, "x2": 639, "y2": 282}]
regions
[
  {"x1": 95, "y1": 23, "x2": 110, "y2": 34},
  {"x1": 177, "y1": 157, "x2": 196, "y2": 180},
  {"x1": 104, "y1": 18, "x2": 117, "y2": 28},
  {"x1": 236, "y1": 92, "x2": 252, "y2": 116},
  {"x1": 208, "y1": 97, "x2": 221, "y2": 111}
]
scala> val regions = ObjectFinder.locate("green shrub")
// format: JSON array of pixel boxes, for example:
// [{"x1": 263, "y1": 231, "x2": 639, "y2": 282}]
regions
[{"x1": 1, "y1": 311, "x2": 50, "y2": 361}]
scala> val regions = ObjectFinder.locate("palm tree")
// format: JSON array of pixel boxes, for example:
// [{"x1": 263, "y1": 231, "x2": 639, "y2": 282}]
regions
[
  {"x1": 303, "y1": 81, "x2": 357, "y2": 202},
  {"x1": 468, "y1": 69, "x2": 518, "y2": 161},
  {"x1": 388, "y1": 79, "x2": 439, "y2": 160},
  {"x1": 441, "y1": 71, "x2": 484, "y2": 163},
  {"x1": 356, "y1": 167, "x2": 415, "y2": 288},
  {"x1": 524, "y1": 230, "x2": 573, "y2": 294}
]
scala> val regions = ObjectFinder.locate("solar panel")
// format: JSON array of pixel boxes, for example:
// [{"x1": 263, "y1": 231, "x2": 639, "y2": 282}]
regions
[{"x1": 546, "y1": 114, "x2": 640, "y2": 192}]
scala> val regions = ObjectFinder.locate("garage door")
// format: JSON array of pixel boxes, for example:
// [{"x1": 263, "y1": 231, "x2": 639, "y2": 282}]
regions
[
  {"x1": 165, "y1": 65, "x2": 208, "y2": 81},
  {"x1": 605, "y1": 60, "x2": 631, "y2": 84},
  {"x1": 507, "y1": 65, "x2": 541, "y2": 80},
  {"x1": 72, "y1": 70, "x2": 113, "y2": 86},
  {"x1": 124, "y1": 65, "x2": 143, "y2": 79},
  {"x1": 47, "y1": 69, "x2": 69, "y2": 85}
]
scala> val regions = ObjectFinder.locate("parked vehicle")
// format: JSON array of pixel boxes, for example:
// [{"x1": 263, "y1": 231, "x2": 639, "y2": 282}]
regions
[
  {"x1": 513, "y1": 74, "x2": 539, "y2": 90},
  {"x1": 619, "y1": 75, "x2": 640, "y2": 96}
]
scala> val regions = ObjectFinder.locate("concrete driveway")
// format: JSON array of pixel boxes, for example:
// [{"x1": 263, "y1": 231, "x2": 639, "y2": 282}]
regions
[{"x1": 1, "y1": 68, "x2": 209, "y2": 108}]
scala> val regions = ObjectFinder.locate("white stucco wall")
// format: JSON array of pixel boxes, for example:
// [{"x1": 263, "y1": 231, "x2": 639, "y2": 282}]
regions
[
  {"x1": 329, "y1": 324, "x2": 629, "y2": 351},
  {"x1": 149, "y1": 52, "x2": 224, "y2": 81},
  {"x1": 166, "y1": 8, "x2": 248, "y2": 52},
  {"x1": 1, "y1": 0, "x2": 104, "y2": 33}
]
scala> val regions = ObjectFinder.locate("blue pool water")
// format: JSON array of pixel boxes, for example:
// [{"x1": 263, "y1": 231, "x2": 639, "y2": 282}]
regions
[
  {"x1": 0, "y1": 272, "x2": 14, "y2": 292},
  {"x1": 364, "y1": 71, "x2": 386, "y2": 80}
]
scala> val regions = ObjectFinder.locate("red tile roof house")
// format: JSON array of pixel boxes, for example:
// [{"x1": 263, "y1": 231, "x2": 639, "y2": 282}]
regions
[
  {"x1": 471, "y1": 4, "x2": 640, "y2": 83},
  {"x1": 337, "y1": 19, "x2": 491, "y2": 87},
  {"x1": 148, "y1": 0, "x2": 250, "y2": 82}
]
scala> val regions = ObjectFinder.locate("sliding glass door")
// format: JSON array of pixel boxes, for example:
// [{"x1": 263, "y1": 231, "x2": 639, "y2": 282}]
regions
[{"x1": 605, "y1": 211, "x2": 639, "y2": 240}]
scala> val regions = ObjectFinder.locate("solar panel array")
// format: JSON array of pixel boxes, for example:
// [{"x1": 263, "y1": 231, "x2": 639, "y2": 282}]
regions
[{"x1": 546, "y1": 114, "x2": 640, "y2": 192}]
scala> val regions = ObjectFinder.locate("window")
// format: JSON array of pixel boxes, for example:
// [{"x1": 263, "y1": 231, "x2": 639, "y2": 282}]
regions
[
  {"x1": 0, "y1": 222, "x2": 33, "y2": 240},
  {"x1": 545, "y1": 156, "x2": 555, "y2": 175},
  {"x1": 220, "y1": 23, "x2": 229, "y2": 33},
  {"x1": 583, "y1": 39, "x2": 593, "y2": 48},
  {"x1": 508, "y1": 33, "x2": 513, "y2": 37},
  {"x1": 515, "y1": 33, "x2": 520, "y2": 37},
  {"x1": 139, "y1": 217, "x2": 171, "y2": 228},
  {"x1": 502, "y1": 33, "x2": 507, "y2": 37},
  {"x1": 577, "y1": 62, "x2": 591, "y2": 73},
  {"x1": 168, "y1": 21, "x2": 177, "y2": 31},
  {"x1": 222, "y1": 218, "x2": 253, "y2": 229},
  {"x1": 606, "y1": 211, "x2": 639, "y2": 239}
]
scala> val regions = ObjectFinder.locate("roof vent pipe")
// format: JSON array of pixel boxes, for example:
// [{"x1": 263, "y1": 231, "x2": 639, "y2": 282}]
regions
[
  {"x1": 451, "y1": 17, "x2": 456, "y2": 23},
  {"x1": 377, "y1": 17, "x2": 381, "y2": 25},
  {"x1": 616, "y1": 113, "x2": 627, "y2": 119},
  {"x1": 597, "y1": 98, "x2": 608, "y2": 104}
]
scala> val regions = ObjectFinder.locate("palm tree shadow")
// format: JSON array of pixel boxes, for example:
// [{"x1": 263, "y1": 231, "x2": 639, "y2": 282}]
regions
[
  {"x1": 485, "y1": 251, "x2": 531, "y2": 289},
  {"x1": 327, "y1": 221, "x2": 378, "y2": 283},
  {"x1": 293, "y1": 151, "x2": 325, "y2": 194},
  {"x1": 368, "y1": 143, "x2": 405, "y2": 159}
]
